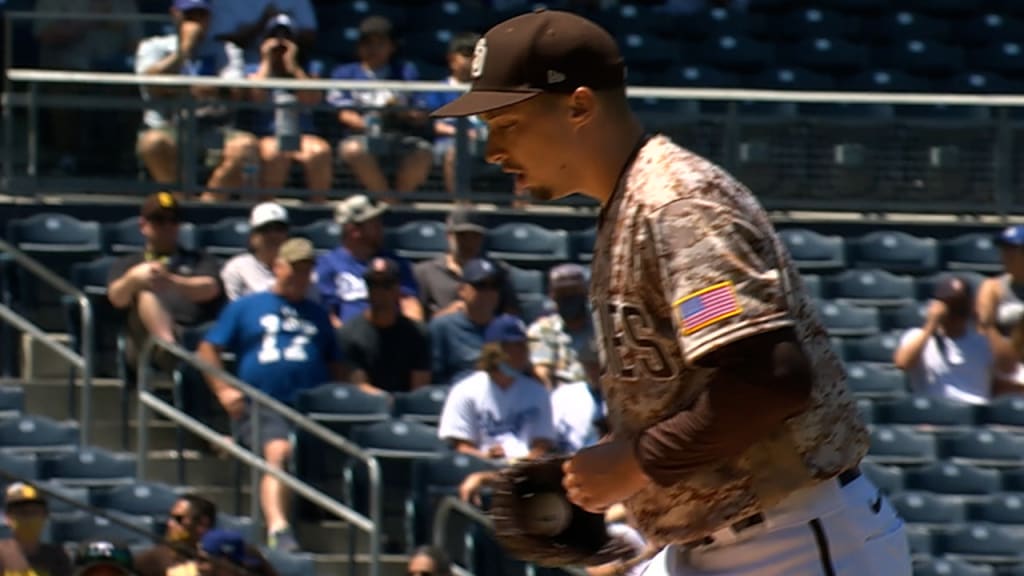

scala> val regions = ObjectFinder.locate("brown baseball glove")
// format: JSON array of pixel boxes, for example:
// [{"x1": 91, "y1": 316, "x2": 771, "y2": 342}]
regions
[{"x1": 488, "y1": 457, "x2": 640, "y2": 567}]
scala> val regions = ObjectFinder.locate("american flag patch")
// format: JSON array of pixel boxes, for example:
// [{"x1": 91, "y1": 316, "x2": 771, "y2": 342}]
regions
[{"x1": 675, "y1": 281, "x2": 742, "y2": 335}]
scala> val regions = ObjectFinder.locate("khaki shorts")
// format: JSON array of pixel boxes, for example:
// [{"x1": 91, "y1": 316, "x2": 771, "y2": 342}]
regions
[{"x1": 136, "y1": 125, "x2": 254, "y2": 169}]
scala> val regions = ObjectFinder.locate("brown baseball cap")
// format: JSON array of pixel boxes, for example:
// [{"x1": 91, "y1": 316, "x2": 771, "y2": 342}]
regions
[
  {"x1": 277, "y1": 238, "x2": 315, "y2": 264},
  {"x1": 430, "y1": 8, "x2": 626, "y2": 118},
  {"x1": 140, "y1": 192, "x2": 181, "y2": 221}
]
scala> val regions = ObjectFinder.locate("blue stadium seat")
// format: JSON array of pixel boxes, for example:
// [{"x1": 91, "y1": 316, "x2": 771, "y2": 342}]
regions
[
  {"x1": 571, "y1": 228, "x2": 596, "y2": 263},
  {"x1": 885, "y1": 39, "x2": 965, "y2": 77},
  {"x1": 700, "y1": 34, "x2": 775, "y2": 73},
  {"x1": 0, "y1": 386, "x2": 24, "y2": 418},
  {"x1": 294, "y1": 219, "x2": 341, "y2": 254},
  {"x1": 619, "y1": 34, "x2": 680, "y2": 72},
  {"x1": 861, "y1": 460, "x2": 905, "y2": 494},
  {"x1": 890, "y1": 491, "x2": 966, "y2": 525},
  {"x1": 981, "y1": 396, "x2": 1024, "y2": 432},
  {"x1": 0, "y1": 415, "x2": 78, "y2": 454},
  {"x1": 942, "y1": 233, "x2": 1002, "y2": 273},
  {"x1": 785, "y1": 37, "x2": 868, "y2": 74},
  {"x1": 5, "y1": 213, "x2": 102, "y2": 269},
  {"x1": 506, "y1": 266, "x2": 545, "y2": 298},
  {"x1": 261, "y1": 549, "x2": 317, "y2": 576},
  {"x1": 868, "y1": 12, "x2": 951, "y2": 44},
  {"x1": 409, "y1": 452, "x2": 498, "y2": 545},
  {"x1": 935, "y1": 523, "x2": 1024, "y2": 564},
  {"x1": 394, "y1": 385, "x2": 450, "y2": 426},
  {"x1": 90, "y1": 481, "x2": 180, "y2": 518},
  {"x1": 40, "y1": 447, "x2": 137, "y2": 487},
  {"x1": 195, "y1": 218, "x2": 251, "y2": 257},
  {"x1": 485, "y1": 223, "x2": 570, "y2": 269},
  {"x1": 916, "y1": 272, "x2": 987, "y2": 301},
  {"x1": 941, "y1": 71, "x2": 1020, "y2": 96},
  {"x1": 800, "y1": 275, "x2": 823, "y2": 299},
  {"x1": 881, "y1": 302, "x2": 927, "y2": 331},
  {"x1": 817, "y1": 0, "x2": 886, "y2": 12},
  {"x1": 769, "y1": 8, "x2": 860, "y2": 41},
  {"x1": 867, "y1": 425, "x2": 937, "y2": 466},
  {"x1": 960, "y1": 11, "x2": 1024, "y2": 45},
  {"x1": 816, "y1": 300, "x2": 880, "y2": 336},
  {"x1": 351, "y1": 419, "x2": 447, "y2": 458},
  {"x1": 386, "y1": 220, "x2": 448, "y2": 262},
  {"x1": 968, "y1": 41, "x2": 1024, "y2": 77},
  {"x1": 847, "y1": 231, "x2": 940, "y2": 274},
  {"x1": 913, "y1": 557, "x2": 995, "y2": 576},
  {"x1": 875, "y1": 396, "x2": 976, "y2": 430},
  {"x1": 102, "y1": 217, "x2": 196, "y2": 255},
  {"x1": 31, "y1": 481, "x2": 88, "y2": 517},
  {"x1": 778, "y1": 228, "x2": 846, "y2": 272},
  {"x1": 296, "y1": 383, "x2": 391, "y2": 427},
  {"x1": 841, "y1": 332, "x2": 904, "y2": 364},
  {"x1": 1001, "y1": 467, "x2": 1024, "y2": 491},
  {"x1": 51, "y1": 513, "x2": 153, "y2": 546},
  {"x1": 844, "y1": 361, "x2": 906, "y2": 398},
  {"x1": 906, "y1": 525, "x2": 935, "y2": 558},
  {"x1": 742, "y1": 67, "x2": 835, "y2": 116},
  {"x1": 857, "y1": 398, "x2": 874, "y2": 424},
  {"x1": 969, "y1": 493, "x2": 1024, "y2": 525},
  {"x1": 66, "y1": 256, "x2": 122, "y2": 378},
  {"x1": 905, "y1": 461, "x2": 1002, "y2": 496},
  {"x1": 941, "y1": 429, "x2": 1024, "y2": 468},
  {"x1": 827, "y1": 269, "x2": 916, "y2": 307},
  {"x1": 519, "y1": 296, "x2": 551, "y2": 324},
  {"x1": 0, "y1": 451, "x2": 38, "y2": 485}
]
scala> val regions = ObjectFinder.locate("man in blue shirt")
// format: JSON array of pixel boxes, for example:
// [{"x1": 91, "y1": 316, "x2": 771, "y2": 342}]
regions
[
  {"x1": 315, "y1": 195, "x2": 423, "y2": 328},
  {"x1": 429, "y1": 258, "x2": 502, "y2": 385},
  {"x1": 326, "y1": 16, "x2": 433, "y2": 197},
  {"x1": 198, "y1": 237, "x2": 345, "y2": 552}
]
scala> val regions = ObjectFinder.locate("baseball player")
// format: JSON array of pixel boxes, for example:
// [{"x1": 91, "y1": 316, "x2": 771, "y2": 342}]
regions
[{"x1": 432, "y1": 9, "x2": 911, "y2": 575}]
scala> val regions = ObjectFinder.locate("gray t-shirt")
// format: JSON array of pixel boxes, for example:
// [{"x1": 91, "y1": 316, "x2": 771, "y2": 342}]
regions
[
  {"x1": 414, "y1": 256, "x2": 520, "y2": 318},
  {"x1": 221, "y1": 252, "x2": 320, "y2": 302}
]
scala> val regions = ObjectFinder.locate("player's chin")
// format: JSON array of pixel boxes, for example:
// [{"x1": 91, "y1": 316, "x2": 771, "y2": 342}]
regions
[{"x1": 526, "y1": 185, "x2": 569, "y2": 202}]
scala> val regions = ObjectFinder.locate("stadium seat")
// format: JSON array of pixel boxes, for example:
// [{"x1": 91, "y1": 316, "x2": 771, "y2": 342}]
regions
[
  {"x1": 409, "y1": 452, "x2": 497, "y2": 545},
  {"x1": 857, "y1": 398, "x2": 874, "y2": 424},
  {"x1": 261, "y1": 549, "x2": 317, "y2": 576},
  {"x1": 519, "y1": 296, "x2": 551, "y2": 324},
  {"x1": 296, "y1": 383, "x2": 391, "y2": 427},
  {"x1": 102, "y1": 217, "x2": 196, "y2": 255},
  {"x1": 386, "y1": 220, "x2": 448, "y2": 262},
  {"x1": 906, "y1": 525, "x2": 934, "y2": 558},
  {"x1": 817, "y1": 0, "x2": 887, "y2": 12},
  {"x1": 981, "y1": 396, "x2": 1024, "y2": 432},
  {"x1": 841, "y1": 332, "x2": 903, "y2": 364},
  {"x1": 0, "y1": 451, "x2": 37, "y2": 485},
  {"x1": 816, "y1": 300, "x2": 880, "y2": 336},
  {"x1": 942, "y1": 233, "x2": 1002, "y2": 273},
  {"x1": 1001, "y1": 467, "x2": 1024, "y2": 491},
  {"x1": 0, "y1": 415, "x2": 77, "y2": 453},
  {"x1": 51, "y1": 513, "x2": 153, "y2": 546},
  {"x1": 506, "y1": 266, "x2": 545, "y2": 298},
  {"x1": 875, "y1": 396, "x2": 976, "y2": 430},
  {"x1": 195, "y1": 218, "x2": 251, "y2": 257},
  {"x1": 40, "y1": 447, "x2": 137, "y2": 487},
  {"x1": 847, "y1": 231, "x2": 940, "y2": 274},
  {"x1": 800, "y1": 274, "x2": 823, "y2": 299},
  {"x1": 969, "y1": 41, "x2": 1024, "y2": 77},
  {"x1": 913, "y1": 557, "x2": 995, "y2": 576},
  {"x1": 885, "y1": 39, "x2": 965, "y2": 77},
  {"x1": 31, "y1": 481, "x2": 88, "y2": 518},
  {"x1": 66, "y1": 256, "x2": 122, "y2": 378},
  {"x1": 880, "y1": 302, "x2": 927, "y2": 331},
  {"x1": 935, "y1": 523, "x2": 1024, "y2": 564},
  {"x1": 785, "y1": 37, "x2": 868, "y2": 75},
  {"x1": 90, "y1": 481, "x2": 180, "y2": 518},
  {"x1": 294, "y1": 219, "x2": 341, "y2": 254},
  {"x1": 860, "y1": 460, "x2": 905, "y2": 494},
  {"x1": 777, "y1": 228, "x2": 846, "y2": 272},
  {"x1": 351, "y1": 419, "x2": 447, "y2": 459},
  {"x1": 827, "y1": 269, "x2": 916, "y2": 307},
  {"x1": 485, "y1": 223, "x2": 570, "y2": 269},
  {"x1": 571, "y1": 227, "x2": 596, "y2": 263},
  {"x1": 868, "y1": 12, "x2": 951, "y2": 44},
  {"x1": 905, "y1": 461, "x2": 1002, "y2": 496},
  {"x1": 866, "y1": 425, "x2": 937, "y2": 466},
  {"x1": 959, "y1": 13, "x2": 1024, "y2": 47},
  {"x1": 769, "y1": 8, "x2": 860, "y2": 41},
  {"x1": 843, "y1": 361, "x2": 906, "y2": 397},
  {"x1": 700, "y1": 34, "x2": 775, "y2": 73},
  {"x1": 5, "y1": 213, "x2": 102, "y2": 270},
  {"x1": 941, "y1": 429, "x2": 1024, "y2": 468},
  {"x1": 890, "y1": 490, "x2": 966, "y2": 525},
  {"x1": 0, "y1": 386, "x2": 24, "y2": 419},
  {"x1": 394, "y1": 385, "x2": 450, "y2": 426},
  {"x1": 969, "y1": 493, "x2": 1024, "y2": 525},
  {"x1": 941, "y1": 70, "x2": 1020, "y2": 95}
]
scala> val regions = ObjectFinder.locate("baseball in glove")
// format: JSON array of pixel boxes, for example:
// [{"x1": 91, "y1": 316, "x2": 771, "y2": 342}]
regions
[{"x1": 489, "y1": 457, "x2": 640, "y2": 567}]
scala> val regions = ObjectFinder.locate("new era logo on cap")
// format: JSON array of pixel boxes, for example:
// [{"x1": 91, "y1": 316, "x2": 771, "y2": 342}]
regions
[{"x1": 471, "y1": 38, "x2": 488, "y2": 79}]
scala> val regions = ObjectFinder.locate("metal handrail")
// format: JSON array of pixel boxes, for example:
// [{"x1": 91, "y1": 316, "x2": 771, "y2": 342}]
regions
[
  {"x1": 0, "y1": 238, "x2": 93, "y2": 446},
  {"x1": 136, "y1": 337, "x2": 382, "y2": 576}
]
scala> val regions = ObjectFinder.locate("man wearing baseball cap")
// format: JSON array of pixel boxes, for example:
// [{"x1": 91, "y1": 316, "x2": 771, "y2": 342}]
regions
[
  {"x1": 428, "y1": 258, "x2": 504, "y2": 385},
  {"x1": 200, "y1": 238, "x2": 345, "y2": 551},
  {"x1": 220, "y1": 202, "x2": 301, "y2": 301},
  {"x1": 316, "y1": 195, "x2": 423, "y2": 328},
  {"x1": 0, "y1": 483, "x2": 72, "y2": 575},
  {"x1": 107, "y1": 193, "x2": 223, "y2": 372}
]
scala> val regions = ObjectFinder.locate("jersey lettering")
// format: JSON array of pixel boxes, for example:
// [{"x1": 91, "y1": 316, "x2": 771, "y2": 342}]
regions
[
  {"x1": 257, "y1": 311, "x2": 317, "y2": 364},
  {"x1": 594, "y1": 300, "x2": 679, "y2": 382}
]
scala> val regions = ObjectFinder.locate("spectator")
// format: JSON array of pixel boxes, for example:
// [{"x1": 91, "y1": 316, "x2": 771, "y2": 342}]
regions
[
  {"x1": 327, "y1": 16, "x2": 433, "y2": 198},
  {"x1": 407, "y1": 546, "x2": 452, "y2": 576},
  {"x1": 244, "y1": 14, "x2": 331, "y2": 203},
  {"x1": 978, "y1": 225, "x2": 1024, "y2": 391},
  {"x1": 171, "y1": 530, "x2": 276, "y2": 576},
  {"x1": 0, "y1": 483, "x2": 71, "y2": 576},
  {"x1": 221, "y1": 202, "x2": 290, "y2": 300},
  {"x1": 414, "y1": 206, "x2": 519, "y2": 319},
  {"x1": 895, "y1": 276, "x2": 995, "y2": 404},
  {"x1": 429, "y1": 259, "x2": 502, "y2": 385},
  {"x1": 438, "y1": 315, "x2": 555, "y2": 461},
  {"x1": 421, "y1": 32, "x2": 488, "y2": 196},
  {"x1": 74, "y1": 541, "x2": 136, "y2": 576},
  {"x1": 133, "y1": 494, "x2": 217, "y2": 576},
  {"x1": 528, "y1": 264, "x2": 597, "y2": 390},
  {"x1": 199, "y1": 238, "x2": 347, "y2": 552},
  {"x1": 107, "y1": 193, "x2": 223, "y2": 372},
  {"x1": 135, "y1": 0, "x2": 258, "y2": 202},
  {"x1": 316, "y1": 195, "x2": 422, "y2": 327},
  {"x1": 209, "y1": 0, "x2": 317, "y2": 65},
  {"x1": 338, "y1": 257, "x2": 432, "y2": 396}
]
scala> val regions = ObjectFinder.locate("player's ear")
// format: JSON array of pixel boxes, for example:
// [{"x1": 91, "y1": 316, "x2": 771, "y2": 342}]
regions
[{"x1": 567, "y1": 87, "x2": 597, "y2": 129}]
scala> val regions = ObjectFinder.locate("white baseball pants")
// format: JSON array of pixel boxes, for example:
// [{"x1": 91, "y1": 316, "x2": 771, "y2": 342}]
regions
[{"x1": 641, "y1": 474, "x2": 912, "y2": 576}]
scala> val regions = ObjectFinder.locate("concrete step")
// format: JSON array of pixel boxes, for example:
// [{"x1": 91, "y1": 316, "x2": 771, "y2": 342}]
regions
[
  {"x1": 143, "y1": 451, "x2": 244, "y2": 486},
  {"x1": 20, "y1": 375, "x2": 173, "y2": 422},
  {"x1": 21, "y1": 331, "x2": 75, "y2": 379}
]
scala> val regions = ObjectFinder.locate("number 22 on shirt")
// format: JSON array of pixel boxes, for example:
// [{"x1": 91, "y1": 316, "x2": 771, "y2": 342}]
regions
[{"x1": 257, "y1": 313, "x2": 317, "y2": 364}]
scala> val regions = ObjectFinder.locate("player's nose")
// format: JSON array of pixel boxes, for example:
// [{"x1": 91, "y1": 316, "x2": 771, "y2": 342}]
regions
[{"x1": 484, "y1": 138, "x2": 505, "y2": 166}]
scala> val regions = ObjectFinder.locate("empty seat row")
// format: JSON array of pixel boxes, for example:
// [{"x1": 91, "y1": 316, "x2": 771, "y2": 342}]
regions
[
  {"x1": 868, "y1": 426, "x2": 1024, "y2": 467},
  {"x1": 864, "y1": 460, "x2": 1024, "y2": 497},
  {"x1": 892, "y1": 490, "x2": 1024, "y2": 526},
  {"x1": 858, "y1": 395, "x2": 1024, "y2": 429}
]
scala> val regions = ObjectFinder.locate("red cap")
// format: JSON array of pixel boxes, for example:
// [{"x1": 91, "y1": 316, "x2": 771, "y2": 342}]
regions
[{"x1": 430, "y1": 9, "x2": 626, "y2": 118}]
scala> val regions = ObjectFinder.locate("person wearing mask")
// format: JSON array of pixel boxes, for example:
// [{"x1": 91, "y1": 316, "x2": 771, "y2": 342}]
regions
[
  {"x1": 220, "y1": 202, "x2": 291, "y2": 300},
  {"x1": 414, "y1": 206, "x2": 519, "y2": 319},
  {"x1": 428, "y1": 258, "x2": 501, "y2": 385},
  {"x1": 0, "y1": 483, "x2": 72, "y2": 576},
  {"x1": 133, "y1": 495, "x2": 217, "y2": 576},
  {"x1": 895, "y1": 276, "x2": 996, "y2": 404},
  {"x1": 978, "y1": 225, "x2": 1024, "y2": 392},
  {"x1": 316, "y1": 195, "x2": 422, "y2": 327},
  {"x1": 338, "y1": 257, "x2": 432, "y2": 396},
  {"x1": 438, "y1": 314, "x2": 555, "y2": 461},
  {"x1": 167, "y1": 530, "x2": 276, "y2": 576}
]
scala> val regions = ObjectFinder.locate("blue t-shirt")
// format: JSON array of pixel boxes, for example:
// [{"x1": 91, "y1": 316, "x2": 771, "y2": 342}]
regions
[
  {"x1": 204, "y1": 292, "x2": 341, "y2": 404},
  {"x1": 429, "y1": 311, "x2": 490, "y2": 385},
  {"x1": 242, "y1": 63, "x2": 316, "y2": 137},
  {"x1": 420, "y1": 77, "x2": 486, "y2": 146},
  {"x1": 315, "y1": 247, "x2": 418, "y2": 323}
]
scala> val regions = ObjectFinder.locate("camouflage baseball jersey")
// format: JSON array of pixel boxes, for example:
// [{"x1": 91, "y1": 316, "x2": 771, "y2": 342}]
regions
[
  {"x1": 590, "y1": 134, "x2": 868, "y2": 547},
  {"x1": 527, "y1": 312, "x2": 587, "y2": 384}
]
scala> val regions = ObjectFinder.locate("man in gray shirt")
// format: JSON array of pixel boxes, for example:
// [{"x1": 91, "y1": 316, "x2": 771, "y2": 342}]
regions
[{"x1": 220, "y1": 202, "x2": 291, "y2": 300}]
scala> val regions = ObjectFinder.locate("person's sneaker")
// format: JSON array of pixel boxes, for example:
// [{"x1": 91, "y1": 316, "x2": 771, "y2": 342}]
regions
[{"x1": 268, "y1": 527, "x2": 299, "y2": 552}]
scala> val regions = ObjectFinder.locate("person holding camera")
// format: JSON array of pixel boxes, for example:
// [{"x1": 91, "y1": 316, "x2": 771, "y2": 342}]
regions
[{"x1": 243, "y1": 14, "x2": 332, "y2": 203}]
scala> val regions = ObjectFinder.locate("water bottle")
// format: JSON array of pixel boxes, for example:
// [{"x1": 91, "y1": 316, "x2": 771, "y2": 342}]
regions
[{"x1": 274, "y1": 89, "x2": 300, "y2": 152}]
